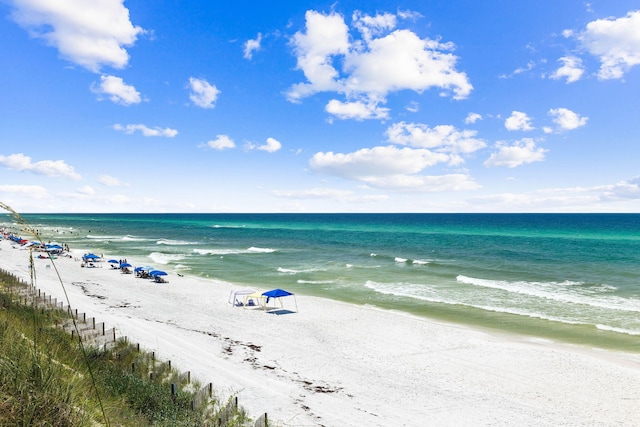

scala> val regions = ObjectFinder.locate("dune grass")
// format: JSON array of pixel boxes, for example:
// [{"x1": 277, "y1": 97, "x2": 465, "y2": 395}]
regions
[{"x1": 0, "y1": 272, "x2": 251, "y2": 426}]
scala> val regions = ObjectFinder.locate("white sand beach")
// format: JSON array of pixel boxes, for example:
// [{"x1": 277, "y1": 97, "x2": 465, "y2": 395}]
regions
[{"x1": 2, "y1": 237, "x2": 640, "y2": 426}]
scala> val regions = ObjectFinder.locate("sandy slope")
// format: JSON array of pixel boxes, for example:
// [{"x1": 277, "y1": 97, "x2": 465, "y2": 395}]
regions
[{"x1": 2, "y1": 238, "x2": 640, "y2": 426}]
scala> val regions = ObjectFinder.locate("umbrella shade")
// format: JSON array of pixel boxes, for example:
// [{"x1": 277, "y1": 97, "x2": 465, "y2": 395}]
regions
[
  {"x1": 83, "y1": 254, "x2": 100, "y2": 259},
  {"x1": 108, "y1": 259, "x2": 119, "y2": 263},
  {"x1": 149, "y1": 270, "x2": 167, "y2": 276},
  {"x1": 120, "y1": 263, "x2": 132, "y2": 268}
]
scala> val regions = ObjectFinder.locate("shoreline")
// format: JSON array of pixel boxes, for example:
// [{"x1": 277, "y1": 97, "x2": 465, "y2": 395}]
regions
[{"x1": 2, "y1": 237, "x2": 640, "y2": 426}]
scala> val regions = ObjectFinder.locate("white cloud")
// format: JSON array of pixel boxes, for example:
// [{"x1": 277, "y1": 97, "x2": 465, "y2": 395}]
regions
[
  {"x1": 469, "y1": 177, "x2": 640, "y2": 211},
  {"x1": 243, "y1": 33, "x2": 262, "y2": 59},
  {"x1": 92, "y1": 75, "x2": 141, "y2": 105},
  {"x1": 342, "y1": 29, "x2": 472, "y2": 99},
  {"x1": 188, "y1": 77, "x2": 220, "y2": 109},
  {"x1": 287, "y1": 10, "x2": 472, "y2": 119},
  {"x1": 259, "y1": 137, "x2": 282, "y2": 153},
  {"x1": 204, "y1": 135, "x2": 235, "y2": 150},
  {"x1": 386, "y1": 122, "x2": 486, "y2": 154},
  {"x1": 549, "y1": 56, "x2": 584, "y2": 83},
  {"x1": 0, "y1": 153, "x2": 81, "y2": 179},
  {"x1": 405, "y1": 101, "x2": 419, "y2": 113},
  {"x1": 287, "y1": 10, "x2": 349, "y2": 101},
  {"x1": 272, "y1": 188, "x2": 389, "y2": 204},
  {"x1": 245, "y1": 137, "x2": 282, "y2": 153},
  {"x1": 113, "y1": 123, "x2": 178, "y2": 137},
  {"x1": 484, "y1": 138, "x2": 547, "y2": 168},
  {"x1": 358, "y1": 173, "x2": 479, "y2": 192},
  {"x1": 352, "y1": 10, "x2": 397, "y2": 42},
  {"x1": 77, "y1": 185, "x2": 95, "y2": 196},
  {"x1": 465, "y1": 112, "x2": 482, "y2": 124},
  {"x1": 598, "y1": 176, "x2": 640, "y2": 201},
  {"x1": 548, "y1": 108, "x2": 588, "y2": 131},
  {"x1": 0, "y1": 184, "x2": 48, "y2": 199},
  {"x1": 308, "y1": 145, "x2": 481, "y2": 192},
  {"x1": 98, "y1": 175, "x2": 128, "y2": 186},
  {"x1": 310, "y1": 145, "x2": 448, "y2": 180},
  {"x1": 10, "y1": 0, "x2": 144, "y2": 72},
  {"x1": 310, "y1": 144, "x2": 480, "y2": 192},
  {"x1": 499, "y1": 61, "x2": 536, "y2": 79},
  {"x1": 577, "y1": 10, "x2": 640, "y2": 79},
  {"x1": 325, "y1": 99, "x2": 389, "y2": 120},
  {"x1": 504, "y1": 111, "x2": 534, "y2": 131}
]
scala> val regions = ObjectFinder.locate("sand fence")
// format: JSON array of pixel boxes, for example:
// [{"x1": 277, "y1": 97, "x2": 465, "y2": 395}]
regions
[{"x1": 0, "y1": 268, "x2": 267, "y2": 426}]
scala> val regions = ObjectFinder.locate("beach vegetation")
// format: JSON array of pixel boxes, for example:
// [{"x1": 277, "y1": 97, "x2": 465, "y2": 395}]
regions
[
  {"x1": 0, "y1": 203, "x2": 260, "y2": 426},
  {"x1": 0, "y1": 275, "x2": 254, "y2": 426}
]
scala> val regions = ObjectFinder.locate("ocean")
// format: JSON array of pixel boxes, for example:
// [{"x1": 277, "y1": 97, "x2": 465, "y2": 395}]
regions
[{"x1": 4, "y1": 213, "x2": 640, "y2": 351}]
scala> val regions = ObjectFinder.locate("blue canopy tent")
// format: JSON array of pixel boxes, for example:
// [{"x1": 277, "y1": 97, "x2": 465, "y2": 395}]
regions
[
  {"x1": 82, "y1": 253, "x2": 101, "y2": 267},
  {"x1": 261, "y1": 289, "x2": 298, "y2": 314},
  {"x1": 45, "y1": 244, "x2": 63, "y2": 254}
]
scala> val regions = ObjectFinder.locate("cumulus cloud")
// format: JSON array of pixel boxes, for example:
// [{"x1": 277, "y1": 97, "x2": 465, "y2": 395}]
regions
[
  {"x1": 465, "y1": 112, "x2": 482, "y2": 124},
  {"x1": 352, "y1": 10, "x2": 396, "y2": 42},
  {"x1": 113, "y1": 123, "x2": 178, "y2": 137},
  {"x1": 245, "y1": 137, "x2": 282, "y2": 153},
  {"x1": 308, "y1": 145, "x2": 479, "y2": 191},
  {"x1": 243, "y1": 33, "x2": 262, "y2": 59},
  {"x1": 259, "y1": 137, "x2": 282, "y2": 153},
  {"x1": 287, "y1": 10, "x2": 472, "y2": 120},
  {"x1": 188, "y1": 77, "x2": 220, "y2": 109},
  {"x1": 310, "y1": 146, "x2": 448, "y2": 179},
  {"x1": 484, "y1": 138, "x2": 547, "y2": 168},
  {"x1": 504, "y1": 111, "x2": 534, "y2": 131},
  {"x1": 10, "y1": 0, "x2": 144, "y2": 72},
  {"x1": 325, "y1": 99, "x2": 389, "y2": 120},
  {"x1": 548, "y1": 108, "x2": 588, "y2": 131},
  {"x1": 386, "y1": 122, "x2": 486, "y2": 154},
  {"x1": 0, "y1": 153, "x2": 81, "y2": 179},
  {"x1": 549, "y1": 56, "x2": 584, "y2": 83},
  {"x1": 576, "y1": 10, "x2": 640, "y2": 79},
  {"x1": 0, "y1": 184, "x2": 48, "y2": 199},
  {"x1": 203, "y1": 135, "x2": 235, "y2": 150},
  {"x1": 91, "y1": 75, "x2": 141, "y2": 105}
]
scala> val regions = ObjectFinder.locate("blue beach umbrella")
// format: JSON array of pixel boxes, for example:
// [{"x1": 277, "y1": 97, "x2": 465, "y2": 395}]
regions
[
  {"x1": 108, "y1": 259, "x2": 119, "y2": 263},
  {"x1": 149, "y1": 270, "x2": 167, "y2": 276},
  {"x1": 120, "y1": 263, "x2": 132, "y2": 268}
]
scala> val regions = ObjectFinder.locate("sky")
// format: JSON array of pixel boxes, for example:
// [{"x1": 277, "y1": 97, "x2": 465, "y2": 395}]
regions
[{"x1": 1, "y1": 0, "x2": 640, "y2": 213}]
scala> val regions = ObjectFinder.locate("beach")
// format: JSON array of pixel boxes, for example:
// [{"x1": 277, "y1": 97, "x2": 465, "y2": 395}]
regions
[{"x1": 2, "y1": 237, "x2": 640, "y2": 426}]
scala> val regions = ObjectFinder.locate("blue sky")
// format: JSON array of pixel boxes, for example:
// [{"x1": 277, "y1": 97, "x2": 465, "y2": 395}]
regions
[{"x1": 1, "y1": 0, "x2": 640, "y2": 213}]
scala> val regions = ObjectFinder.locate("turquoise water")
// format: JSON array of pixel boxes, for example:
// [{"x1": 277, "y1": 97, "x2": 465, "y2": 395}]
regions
[{"x1": 4, "y1": 213, "x2": 640, "y2": 350}]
